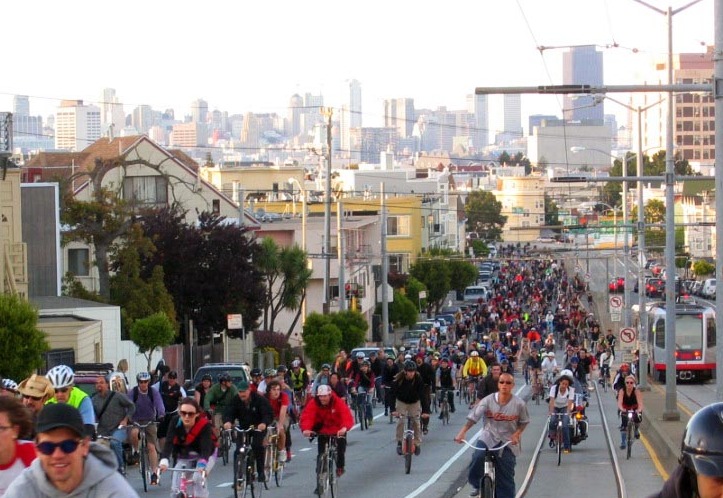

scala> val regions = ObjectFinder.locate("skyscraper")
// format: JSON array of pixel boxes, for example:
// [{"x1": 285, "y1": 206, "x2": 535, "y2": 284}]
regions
[
  {"x1": 13, "y1": 95, "x2": 30, "y2": 116},
  {"x1": 563, "y1": 45, "x2": 604, "y2": 122},
  {"x1": 383, "y1": 98, "x2": 415, "y2": 140},
  {"x1": 467, "y1": 94, "x2": 489, "y2": 149},
  {"x1": 55, "y1": 100, "x2": 101, "y2": 151},
  {"x1": 100, "y1": 88, "x2": 125, "y2": 137},
  {"x1": 191, "y1": 99, "x2": 208, "y2": 124},
  {"x1": 502, "y1": 94, "x2": 523, "y2": 141},
  {"x1": 340, "y1": 79, "x2": 362, "y2": 160}
]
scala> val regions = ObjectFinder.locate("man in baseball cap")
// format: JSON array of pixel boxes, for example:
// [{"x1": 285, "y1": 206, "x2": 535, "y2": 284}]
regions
[{"x1": 5, "y1": 403, "x2": 138, "y2": 497}]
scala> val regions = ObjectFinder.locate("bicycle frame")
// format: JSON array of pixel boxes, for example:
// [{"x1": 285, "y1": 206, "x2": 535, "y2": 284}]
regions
[
  {"x1": 165, "y1": 466, "x2": 206, "y2": 498},
  {"x1": 132, "y1": 421, "x2": 157, "y2": 492},
  {"x1": 311, "y1": 434, "x2": 342, "y2": 497},
  {"x1": 232, "y1": 426, "x2": 261, "y2": 498},
  {"x1": 461, "y1": 440, "x2": 512, "y2": 498},
  {"x1": 625, "y1": 410, "x2": 637, "y2": 460}
]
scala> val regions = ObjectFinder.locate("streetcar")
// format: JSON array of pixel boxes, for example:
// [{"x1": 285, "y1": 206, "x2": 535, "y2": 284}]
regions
[{"x1": 632, "y1": 301, "x2": 716, "y2": 382}]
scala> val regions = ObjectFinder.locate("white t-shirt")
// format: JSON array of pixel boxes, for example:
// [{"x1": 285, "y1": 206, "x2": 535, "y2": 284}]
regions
[
  {"x1": 0, "y1": 440, "x2": 35, "y2": 496},
  {"x1": 549, "y1": 385, "x2": 575, "y2": 409}
]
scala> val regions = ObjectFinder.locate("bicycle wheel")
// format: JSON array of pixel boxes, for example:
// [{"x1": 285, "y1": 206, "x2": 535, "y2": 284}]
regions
[
  {"x1": 404, "y1": 433, "x2": 413, "y2": 474},
  {"x1": 481, "y1": 475, "x2": 494, "y2": 498},
  {"x1": 222, "y1": 435, "x2": 230, "y2": 466},
  {"x1": 441, "y1": 401, "x2": 449, "y2": 425},
  {"x1": 274, "y1": 458, "x2": 284, "y2": 487},
  {"x1": 264, "y1": 445, "x2": 273, "y2": 485},
  {"x1": 316, "y1": 453, "x2": 329, "y2": 497},
  {"x1": 139, "y1": 441, "x2": 148, "y2": 493},
  {"x1": 626, "y1": 423, "x2": 634, "y2": 460},
  {"x1": 329, "y1": 450, "x2": 337, "y2": 498},
  {"x1": 357, "y1": 401, "x2": 366, "y2": 431},
  {"x1": 556, "y1": 425, "x2": 562, "y2": 466},
  {"x1": 233, "y1": 452, "x2": 247, "y2": 498},
  {"x1": 250, "y1": 453, "x2": 262, "y2": 498},
  {"x1": 430, "y1": 393, "x2": 437, "y2": 413}
]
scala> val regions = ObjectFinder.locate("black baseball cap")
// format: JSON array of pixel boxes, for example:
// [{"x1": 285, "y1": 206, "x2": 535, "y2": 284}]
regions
[{"x1": 36, "y1": 403, "x2": 85, "y2": 437}]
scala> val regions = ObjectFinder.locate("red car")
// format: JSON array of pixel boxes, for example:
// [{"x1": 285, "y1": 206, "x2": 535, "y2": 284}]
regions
[{"x1": 609, "y1": 277, "x2": 625, "y2": 293}]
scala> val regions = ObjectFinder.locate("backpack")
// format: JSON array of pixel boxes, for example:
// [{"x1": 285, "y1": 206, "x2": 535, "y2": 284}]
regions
[{"x1": 468, "y1": 359, "x2": 481, "y2": 377}]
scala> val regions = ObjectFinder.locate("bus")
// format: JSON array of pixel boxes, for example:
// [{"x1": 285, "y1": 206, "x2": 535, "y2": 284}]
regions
[{"x1": 633, "y1": 302, "x2": 716, "y2": 382}]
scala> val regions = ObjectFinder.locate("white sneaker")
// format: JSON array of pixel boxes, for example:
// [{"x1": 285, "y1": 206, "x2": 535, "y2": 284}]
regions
[{"x1": 278, "y1": 450, "x2": 287, "y2": 463}]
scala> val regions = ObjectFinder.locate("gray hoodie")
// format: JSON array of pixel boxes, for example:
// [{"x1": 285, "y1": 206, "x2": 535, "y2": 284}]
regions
[{"x1": 4, "y1": 442, "x2": 139, "y2": 497}]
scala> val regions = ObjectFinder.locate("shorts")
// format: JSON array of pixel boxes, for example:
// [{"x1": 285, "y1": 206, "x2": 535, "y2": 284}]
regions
[{"x1": 135, "y1": 421, "x2": 158, "y2": 447}]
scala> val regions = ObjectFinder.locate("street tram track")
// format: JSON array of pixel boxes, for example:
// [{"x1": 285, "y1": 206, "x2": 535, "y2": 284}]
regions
[{"x1": 517, "y1": 384, "x2": 627, "y2": 498}]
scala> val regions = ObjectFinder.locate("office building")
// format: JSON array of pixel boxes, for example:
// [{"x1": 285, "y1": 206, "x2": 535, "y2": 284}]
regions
[
  {"x1": 340, "y1": 79, "x2": 362, "y2": 161},
  {"x1": 467, "y1": 94, "x2": 489, "y2": 149},
  {"x1": 55, "y1": 100, "x2": 101, "y2": 151},
  {"x1": 131, "y1": 105, "x2": 154, "y2": 135},
  {"x1": 100, "y1": 88, "x2": 125, "y2": 137},
  {"x1": 383, "y1": 98, "x2": 415, "y2": 139},
  {"x1": 191, "y1": 99, "x2": 208, "y2": 124},
  {"x1": 498, "y1": 95, "x2": 523, "y2": 144},
  {"x1": 563, "y1": 46, "x2": 604, "y2": 122}
]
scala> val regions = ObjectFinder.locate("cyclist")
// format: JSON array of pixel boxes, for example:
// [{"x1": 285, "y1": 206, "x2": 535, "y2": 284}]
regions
[
  {"x1": 598, "y1": 347, "x2": 615, "y2": 387},
  {"x1": 0, "y1": 397, "x2": 35, "y2": 495},
  {"x1": 1, "y1": 378, "x2": 18, "y2": 398},
  {"x1": 454, "y1": 371, "x2": 529, "y2": 498},
  {"x1": 158, "y1": 371, "x2": 186, "y2": 448},
  {"x1": 414, "y1": 355, "x2": 434, "y2": 434},
  {"x1": 222, "y1": 380, "x2": 273, "y2": 483},
  {"x1": 128, "y1": 371, "x2": 165, "y2": 485},
  {"x1": 350, "y1": 361, "x2": 375, "y2": 426},
  {"x1": 369, "y1": 351, "x2": 384, "y2": 404},
  {"x1": 45, "y1": 365, "x2": 96, "y2": 436},
  {"x1": 194, "y1": 374, "x2": 213, "y2": 409},
  {"x1": 311, "y1": 364, "x2": 332, "y2": 395},
  {"x1": 436, "y1": 357, "x2": 456, "y2": 416},
  {"x1": 17, "y1": 374, "x2": 54, "y2": 432},
  {"x1": 203, "y1": 373, "x2": 238, "y2": 432},
  {"x1": 91, "y1": 374, "x2": 135, "y2": 473},
  {"x1": 264, "y1": 380, "x2": 290, "y2": 463},
  {"x1": 548, "y1": 370, "x2": 575, "y2": 454},
  {"x1": 299, "y1": 384, "x2": 354, "y2": 486},
  {"x1": 526, "y1": 348, "x2": 543, "y2": 390},
  {"x1": 604, "y1": 329, "x2": 617, "y2": 357},
  {"x1": 648, "y1": 402, "x2": 723, "y2": 498},
  {"x1": 461, "y1": 351, "x2": 487, "y2": 405},
  {"x1": 289, "y1": 360, "x2": 309, "y2": 406},
  {"x1": 391, "y1": 360, "x2": 430, "y2": 456},
  {"x1": 612, "y1": 363, "x2": 632, "y2": 395},
  {"x1": 477, "y1": 363, "x2": 502, "y2": 401},
  {"x1": 381, "y1": 357, "x2": 400, "y2": 417},
  {"x1": 617, "y1": 374, "x2": 644, "y2": 450},
  {"x1": 159, "y1": 397, "x2": 216, "y2": 498},
  {"x1": 249, "y1": 368, "x2": 263, "y2": 392},
  {"x1": 329, "y1": 372, "x2": 348, "y2": 401},
  {"x1": 541, "y1": 352, "x2": 558, "y2": 389}
]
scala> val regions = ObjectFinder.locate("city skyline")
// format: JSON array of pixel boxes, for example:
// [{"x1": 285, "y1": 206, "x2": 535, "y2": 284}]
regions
[{"x1": 1, "y1": 0, "x2": 715, "y2": 135}]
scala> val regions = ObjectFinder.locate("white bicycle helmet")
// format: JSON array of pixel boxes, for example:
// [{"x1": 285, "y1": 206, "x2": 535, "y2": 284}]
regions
[
  {"x1": 136, "y1": 371, "x2": 152, "y2": 382},
  {"x1": 46, "y1": 365, "x2": 75, "y2": 389},
  {"x1": 1, "y1": 378, "x2": 18, "y2": 391}
]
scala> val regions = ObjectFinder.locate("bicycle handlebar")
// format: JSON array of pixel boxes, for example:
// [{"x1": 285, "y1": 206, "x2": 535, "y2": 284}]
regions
[{"x1": 459, "y1": 440, "x2": 514, "y2": 451}]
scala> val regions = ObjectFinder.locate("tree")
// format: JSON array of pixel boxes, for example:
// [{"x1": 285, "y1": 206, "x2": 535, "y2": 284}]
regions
[
  {"x1": 544, "y1": 194, "x2": 561, "y2": 229},
  {"x1": 139, "y1": 208, "x2": 265, "y2": 344},
  {"x1": 130, "y1": 312, "x2": 177, "y2": 373},
  {"x1": 465, "y1": 190, "x2": 507, "y2": 241},
  {"x1": 330, "y1": 310, "x2": 368, "y2": 353},
  {"x1": 693, "y1": 260, "x2": 715, "y2": 278},
  {"x1": 302, "y1": 313, "x2": 342, "y2": 369},
  {"x1": 404, "y1": 277, "x2": 428, "y2": 311},
  {"x1": 379, "y1": 290, "x2": 417, "y2": 328},
  {"x1": 0, "y1": 294, "x2": 49, "y2": 380},
  {"x1": 448, "y1": 260, "x2": 478, "y2": 297},
  {"x1": 409, "y1": 259, "x2": 451, "y2": 315},
  {"x1": 256, "y1": 237, "x2": 312, "y2": 338}
]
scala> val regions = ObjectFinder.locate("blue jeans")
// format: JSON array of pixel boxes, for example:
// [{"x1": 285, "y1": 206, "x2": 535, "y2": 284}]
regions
[
  {"x1": 468, "y1": 441, "x2": 516, "y2": 498},
  {"x1": 549, "y1": 409, "x2": 571, "y2": 450},
  {"x1": 109, "y1": 427, "x2": 127, "y2": 470}
]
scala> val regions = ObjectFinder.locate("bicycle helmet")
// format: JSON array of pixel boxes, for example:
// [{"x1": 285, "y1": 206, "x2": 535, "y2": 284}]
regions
[
  {"x1": 218, "y1": 373, "x2": 232, "y2": 383},
  {"x1": 680, "y1": 402, "x2": 723, "y2": 494},
  {"x1": 557, "y1": 369, "x2": 575, "y2": 385},
  {"x1": 250, "y1": 368, "x2": 262, "y2": 377},
  {"x1": 2, "y1": 378, "x2": 18, "y2": 392},
  {"x1": 277, "y1": 365, "x2": 288, "y2": 373},
  {"x1": 356, "y1": 352, "x2": 365, "y2": 359},
  {"x1": 470, "y1": 351, "x2": 479, "y2": 357},
  {"x1": 46, "y1": 365, "x2": 75, "y2": 389},
  {"x1": 136, "y1": 371, "x2": 151, "y2": 382},
  {"x1": 201, "y1": 374, "x2": 213, "y2": 382},
  {"x1": 361, "y1": 361, "x2": 370, "y2": 367},
  {"x1": 264, "y1": 368, "x2": 277, "y2": 378},
  {"x1": 321, "y1": 363, "x2": 331, "y2": 370},
  {"x1": 291, "y1": 360, "x2": 301, "y2": 368},
  {"x1": 403, "y1": 360, "x2": 417, "y2": 372}
]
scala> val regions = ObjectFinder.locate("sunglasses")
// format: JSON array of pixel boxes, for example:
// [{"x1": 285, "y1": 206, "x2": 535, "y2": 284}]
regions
[
  {"x1": 23, "y1": 394, "x2": 43, "y2": 401},
  {"x1": 138, "y1": 380, "x2": 149, "y2": 384},
  {"x1": 626, "y1": 381, "x2": 635, "y2": 384},
  {"x1": 180, "y1": 411, "x2": 197, "y2": 417},
  {"x1": 36, "y1": 439, "x2": 82, "y2": 456},
  {"x1": 498, "y1": 380, "x2": 513, "y2": 385},
  {"x1": 55, "y1": 387, "x2": 70, "y2": 393}
]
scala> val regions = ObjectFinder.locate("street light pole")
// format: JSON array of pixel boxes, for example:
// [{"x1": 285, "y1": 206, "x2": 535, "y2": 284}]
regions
[{"x1": 289, "y1": 178, "x2": 308, "y2": 324}]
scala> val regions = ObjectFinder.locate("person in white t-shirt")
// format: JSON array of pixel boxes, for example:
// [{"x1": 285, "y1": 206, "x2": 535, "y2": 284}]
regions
[{"x1": 548, "y1": 370, "x2": 575, "y2": 453}]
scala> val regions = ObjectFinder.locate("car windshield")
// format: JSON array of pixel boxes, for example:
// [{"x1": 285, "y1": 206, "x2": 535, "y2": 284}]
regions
[{"x1": 194, "y1": 368, "x2": 248, "y2": 386}]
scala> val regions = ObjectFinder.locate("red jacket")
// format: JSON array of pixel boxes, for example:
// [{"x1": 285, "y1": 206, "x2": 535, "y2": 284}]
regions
[{"x1": 299, "y1": 392, "x2": 354, "y2": 435}]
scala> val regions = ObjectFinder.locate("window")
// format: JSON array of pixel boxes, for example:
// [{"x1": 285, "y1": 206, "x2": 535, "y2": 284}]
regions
[
  {"x1": 387, "y1": 215, "x2": 410, "y2": 236},
  {"x1": 123, "y1": 176, "x2": 168, "y2": 206},
  {"x1": 68, "y1": 248, "x2": 90, "y2": 276},
  {"x1": 389, "y1": 254, "x2": 409, "y2": 273}
]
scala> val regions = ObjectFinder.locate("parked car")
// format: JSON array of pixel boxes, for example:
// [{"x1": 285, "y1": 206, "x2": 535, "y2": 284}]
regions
[
  {"x1": 72, "y1": 363, "x2": 127, "y2": 396},
  {"x1": 608, "y1": 277, "x2": 625, "y2": 293},
  {"x1": 350, "y1": 347, "x2": 397, "y2": 360},
  {"x1": 645, "y1": 278, "x2": 665, "y2": 297},
  {"x1": 691, "y1": 280, "x2": 703, "y2": 296},
  {"x1": 702, "y1": 278, "x2": 716, "y2": 299},
  {"x1": 401, "y1": 330, "x2": 425, "y2": 349}
]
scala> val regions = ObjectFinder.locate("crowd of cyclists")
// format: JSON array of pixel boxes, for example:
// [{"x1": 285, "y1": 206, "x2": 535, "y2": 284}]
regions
[{"x1": 0, "y1": 253, "x2": 657, "y2": 498}]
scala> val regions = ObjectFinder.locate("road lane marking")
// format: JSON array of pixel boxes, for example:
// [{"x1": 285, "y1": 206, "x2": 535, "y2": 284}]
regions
[
  {"x1": 650, "y1": 382, "x2": 693, "y2": 417},
  {"x1": 641, "y1": 433, "x2": 669, "y2": 482}
]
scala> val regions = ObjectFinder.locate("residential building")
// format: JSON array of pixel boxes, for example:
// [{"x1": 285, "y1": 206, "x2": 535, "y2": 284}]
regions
[
  {"x1": 493, "y1": 175, "x2": 546, "y2": 243},
  {"x1": 563, "y1": 45, "x2": 604, "y2": 123},
  {"x1": 55, "y1": 100, "x2": 101, "y2": 151},
  {"x1": 0, "y1": 161, "x2": 28, "y2": 297}
]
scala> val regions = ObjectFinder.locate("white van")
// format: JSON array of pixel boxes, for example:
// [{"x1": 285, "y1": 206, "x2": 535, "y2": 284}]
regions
[
  {"x1": 702, "y1": 278, "x2": 716, "y2": 298},
  {"x1": 463, "y1": 285, "x2": 488, "y2": 303}
]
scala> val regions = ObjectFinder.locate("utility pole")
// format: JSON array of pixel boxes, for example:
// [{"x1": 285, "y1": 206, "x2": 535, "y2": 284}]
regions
[
  {"x1": 337, "y1": 199, "x2": 346, "y2": 311},
  {"x1": 637, "y1": 107, "x2": 650, "y2": 391},
  {"x1": 715, "y1": 0, "x2": 723, "y2": 402},
  {"x1": 322, "y1": 107, "x2": 333, "y2": 315},
  {"x1": 381, "y1": 183, "x2": 390, "y2": 346}
]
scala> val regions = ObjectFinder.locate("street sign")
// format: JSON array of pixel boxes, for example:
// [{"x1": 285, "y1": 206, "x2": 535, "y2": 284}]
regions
[
  {"x1": 619, "y1": 327, "x2": 636, "y2": 344},
  {"x1": 418, "y1": 290, "x2": 427, "y2": 299},
  {"x1": 609, "y1": 295, "x2": 623, "y2": 320}
]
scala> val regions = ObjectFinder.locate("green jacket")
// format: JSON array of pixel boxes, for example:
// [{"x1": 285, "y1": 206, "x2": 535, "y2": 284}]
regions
[{"x1": 203, "y1": 383, "x2": 239, "y2": 412}]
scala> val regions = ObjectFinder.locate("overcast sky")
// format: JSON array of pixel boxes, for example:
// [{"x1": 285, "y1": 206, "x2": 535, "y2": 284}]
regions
[{"x1": 1, "y1": 0, "x2": 714, "y2": 132}]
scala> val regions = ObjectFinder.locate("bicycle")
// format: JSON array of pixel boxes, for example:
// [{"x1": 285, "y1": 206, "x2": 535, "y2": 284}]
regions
[
  {"x1": 624, "y1": 409, "x2": 639, "y2": 460},
  {"x1": 164, "y1": 465, "x2": 206, "y2": 498},
  {"x1": 429, "y1": 391, "x2": 437, "y2": 414},
  {"x1": 438, "y1": 388, "x2": 451, "y2": 425},
  {"x1": 530, "y1": 371, "x2": 543, "y2": 405},
  {"x1": 220, "y1": 428, "x2": 233, "y2": 466},
  {"x1": 548, "y1": 413, "x2": 566, "y2": 466},
  {"x1": 95, "y1": 432, "x2": 127, "y2": 476},
  {"x1": 395, "y1": 413, "x2": 420, "y2": 474},
  {"x1": 132, "y1": 421, "x2": 158, "y2": 492},
  {"x1": 263, "y1": 425, "x2": 284, "y2": 487},
  {"x1": 456, "y1": 377, "x2": 464, "y2": 400},
  {"x1": 599, "y1": 365, "x2": 611, "y2": 393},
  {"x1": 309, "y1": 433, "x2": 343, "y2": 498},
  {"x1": 233, "y1": 426, "x2": 263, "y2": 498},
  {"x1": 352, "y1": 388, "x2": 371, "y2": 430},
  {"x1": 460, "y1": 440, "x2": 513, "y2": 498},
  {"x1": 465, "y1": 377, "x2": 478, "y2": 407}
]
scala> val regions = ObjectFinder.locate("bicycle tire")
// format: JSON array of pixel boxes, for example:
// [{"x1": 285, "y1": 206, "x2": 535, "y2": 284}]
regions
[
  {"x1": 481, "y1": 475, "x2": 494, "y2": 498},
  {"x1": 140, "y1": 439, "x2": 148, "y2": 493},
  {"x1": 233, "y1": 452, "x2": 245, "y2": 498},
  {"x1": 250, "y1": 452, "x2": 262, "y2": 498},
  {"x1": 404, "y1": 434, "x2": 413, "y2": 474},
  {"x1": 264, "y1": 445, "x2": 274, "y2": 485},
  {"x1": 316, "y1": 453, "x2": 328, "y2": 497},
  {"x1": 627, "y1": 422, "x2": 634, "y2": 460},
  {"x1": 556, "y1": 425, "x2": 562, "y2": 466},
  {"x1": 274, "y1": 459, "x2": 284, "y2": 487},
  {"x1": 431, "y1": 394, "x2": 437, "y2": 413},
  {"x1": 329, "y1": 450, "x2": 337, "y2": 498},
  {"x1": 222, "y1": 435, "x2": 230, "y2": 466},
  {"x1": 357, "y1": 401, "x2": 366, "y2": 431}
]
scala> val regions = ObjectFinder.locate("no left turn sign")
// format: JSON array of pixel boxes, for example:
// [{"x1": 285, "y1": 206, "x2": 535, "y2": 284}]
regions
[
  {"x1": 609, "y1": 296, "x2": 623, "y2": 309},
  {"x1": 620, "y1": 327, "x2": 636, "y2": 343}
]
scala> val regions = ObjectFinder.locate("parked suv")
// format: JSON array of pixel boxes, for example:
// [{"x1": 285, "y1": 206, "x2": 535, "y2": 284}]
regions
[
  {"x1": 72, "y1": 363, "x2": 128, "y2": 396},
  {"x1": 188, "y1": 363, "x2": 250, "y2": 397}
]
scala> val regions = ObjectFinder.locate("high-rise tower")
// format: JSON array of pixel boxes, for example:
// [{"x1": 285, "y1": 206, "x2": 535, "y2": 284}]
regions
[
  {"x1": 340, "y1": 79, "x2": 362, "y2": 160},
  {"x1": 563, "y1": 45, "x2": 604, "y2": 122}
]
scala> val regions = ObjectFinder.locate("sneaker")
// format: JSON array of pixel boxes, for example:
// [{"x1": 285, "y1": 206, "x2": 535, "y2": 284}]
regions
[
  {"x1": 397, "y1": 442, "x2": 403, "y2": 455},
  {"x1": 257, "y1": 474, "x2": 266, "y2": 483},
  {"x1": 564, "y1": 448, "x2": 571, "y2": 454},
  {"x1": 150, "y1": 473, "x2": 158, "y2": 485},
  {"x1": 278, "y1": 450, "x2": 287, "y2": 463},
  {"x1": 414, "y1": 444, "x2": 421, "y2": 456},
  {"x1": 620, "y1": 443, "x2": 626, "y2": 450},
  {"x1": 470, "y1": 488, "x2": 481, "y2": 497},
  {"x1": 422, "y1": 427, "x2": 429, "y2": 435},
  {"x1": 635, "y1": 429, "x2": 640, "y2": 439},
  {"x1": 286, "y1": 451, "x2": 293, "y2": 462},
  {"x1": 336, "y1": 467, "x2": 344, "y2": 477},
  {"x1": 450, "y1": 407, "x2": 456, "y2": 413},
  {"x1": 438, "y1": 413, "x2": 444, "y2": 420}
]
